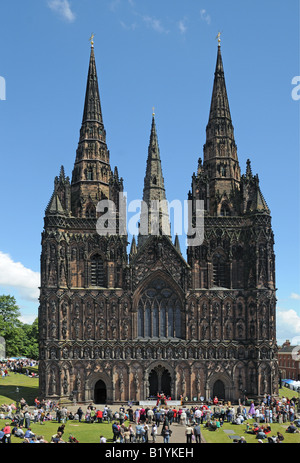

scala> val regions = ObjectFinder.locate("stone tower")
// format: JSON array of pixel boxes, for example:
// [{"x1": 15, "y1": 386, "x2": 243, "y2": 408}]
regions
[{"x1": 186, "y1": 42, "x2": 278, "y2": 400}]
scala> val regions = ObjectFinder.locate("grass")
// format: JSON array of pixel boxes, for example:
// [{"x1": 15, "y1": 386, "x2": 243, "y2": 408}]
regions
[
  {"x1": 201, "y1": 419, "x2": 300, "y2": 444},
  {"x1": 0, "y1": 370, "x2": 39, "y2": 407},
  {"x1": 1, "y1": 373, "x2": 300, "y2": 443},
  {"x1": 0, "y1": 417, "x2": 116, "y2": 443}
]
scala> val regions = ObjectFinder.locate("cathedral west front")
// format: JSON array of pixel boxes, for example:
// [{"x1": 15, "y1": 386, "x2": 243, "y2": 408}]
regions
[{"x1": 38, "y1": 39, "x2": 279, "y2": 404}]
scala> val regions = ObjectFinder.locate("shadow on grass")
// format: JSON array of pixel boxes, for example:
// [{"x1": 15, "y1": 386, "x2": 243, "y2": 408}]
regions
[{"x1": 0, "y1": 381, "x2": 38, "y2": 406}]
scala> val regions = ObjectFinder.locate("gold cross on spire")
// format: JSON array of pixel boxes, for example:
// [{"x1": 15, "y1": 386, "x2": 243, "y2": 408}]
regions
[
  {"x1": 216, "y1": 31, "x2": 221, "y2": 46},
  {"x1": 89, "y1": 33, "x2": 95, "y2": 48},
  {"x1": 152, "y1": 106, "x2": 155, "y2": 116}
]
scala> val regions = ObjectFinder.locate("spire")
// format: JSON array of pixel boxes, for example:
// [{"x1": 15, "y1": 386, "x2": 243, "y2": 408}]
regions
[
  {"x1": 208, "y1": 41, "x2": 232, "y2": 123},
  {"x1": 174, "y1": 234, "x2": 181, "y2": 254},
  {"x1": 241, "y1": 160, "x2": 270, "y2": 214},
  {"x1": 46, "y1": 166, "x2": 71, "y2": 216},
  {"x1": 245, "y1": 159, "x2": 253, "y2": 178},
  {"x1": 202, "y1": 41, "x2": 241, "y2": 216},
  {"x1": 129, "y1": 235, "x2": 137, "y2": 262},
  {"x1": 138, "y1": 113, "x2": 171, "y2": 246},
  {"x1": 70, "y1": 43, "x2": 112, "y2": 217},
  {"x1": 82, "y1": 45, "x2": 103, "y2": 124}
]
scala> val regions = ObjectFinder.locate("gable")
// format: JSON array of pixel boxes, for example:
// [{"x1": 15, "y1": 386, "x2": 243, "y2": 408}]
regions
[{"x1": 130, "y1": 235, "x2": 190, "y2": 292}]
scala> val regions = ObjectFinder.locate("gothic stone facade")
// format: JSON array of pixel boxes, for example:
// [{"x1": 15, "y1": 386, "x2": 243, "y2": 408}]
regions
[{"x1": 38, "y1": 44, "x2": 279, "y2": 404}]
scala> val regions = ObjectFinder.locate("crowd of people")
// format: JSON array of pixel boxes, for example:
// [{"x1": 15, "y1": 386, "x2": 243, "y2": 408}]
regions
[
  {"x1": 0, "y1": 358, "x2": 38, "y2": 378},
  {"x1": 1, "y1": 364, "x2": 300, "y2": 445},
  {"x1": 0, "y1": 393, "x2": 299, "y2": 444}
]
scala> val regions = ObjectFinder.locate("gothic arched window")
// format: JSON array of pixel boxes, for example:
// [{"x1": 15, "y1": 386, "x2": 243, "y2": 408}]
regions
[
  {"x1": 220, "y1": 203, "x2": 230, "y2": 216},
  {"x1": 145, "y1": 305, "x2": 151, "y2": 337},
  {"x1": 138, "y1": 306, "x2": 144, "y2": 337},
  {"x1": 90, "y1": 254, "x2": 105, "y2": 287},
  {"x1": 137, "y1": 278, "x2": 182, "y2": 339},
  {"x1": 212, "y1": 253, "x2": 228, "y2": 288},
  {"x1": 85, "y1": 204, "x2": 96, "y2": 218}
]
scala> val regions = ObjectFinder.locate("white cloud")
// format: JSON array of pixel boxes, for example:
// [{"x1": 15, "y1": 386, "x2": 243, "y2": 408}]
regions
[
  {"x1": 19, "y1": 314, "x2": 37, "y2": 325},
  {"x1": 277, "y1": 308, "x2": 300, "y2": 344},
  {"x1": 200, "y1": 9, "x2": 211, "y2": 25},
  {"x1": 178, "y1": 18, "x2": 188, "y2": 35},
  {"x1": 109, "y1": 0, "x2": 121, "y2": 12},
  {"x1": 48, "y1": 0, "x2": 76, "y2": 23},
  {"x1": 120, "y1": 20, "x2": 138, "y2": 31},
  {"x1": 291, "y1": 292, "x2": 300, "y2": 300},
  {"x1": 0, "y1": 251, "x2": 40, "y2": 302},
  {"x1": 142, "y1": 15, "x2": 169, "y2": 34}
]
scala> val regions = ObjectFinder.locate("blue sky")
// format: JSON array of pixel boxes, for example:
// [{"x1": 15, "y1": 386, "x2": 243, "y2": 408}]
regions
[{"x1": 0, "y1": 0, "x2": 299, "y2": 344}]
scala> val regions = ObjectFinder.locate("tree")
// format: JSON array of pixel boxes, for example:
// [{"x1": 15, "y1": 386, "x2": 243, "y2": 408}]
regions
[
  {"x1": 0, "y1": 295, "x2": 38, "y2": 358},
  {"x1": 20, "y1": 318, "x2": 39, "y2": 359},
  {"x1": 0, "y1": 295, "x2": 23, "y2": 356}
]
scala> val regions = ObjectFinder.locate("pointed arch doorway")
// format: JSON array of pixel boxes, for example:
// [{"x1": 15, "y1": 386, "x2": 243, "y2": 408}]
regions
[
  {"x1": 94, "y1": 379, "x2": 107, "y2": 404},
  {"x1": 149, "y1": 365, "x2": 171, "y2": 397},
  {"x1": 213, "y1": 379, "x2": 225, "y2": 400}
]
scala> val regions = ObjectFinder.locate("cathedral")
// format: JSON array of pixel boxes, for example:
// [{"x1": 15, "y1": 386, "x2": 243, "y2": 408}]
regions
[{"x1": 38, "y1": 39, "x2": 278, "y2": 404}]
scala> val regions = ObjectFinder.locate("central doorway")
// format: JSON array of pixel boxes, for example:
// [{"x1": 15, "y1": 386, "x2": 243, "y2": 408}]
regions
[
  {"x1": 213, "y1": 379, "x2": 225, "y2": 400},
  {"x1": 149, "y1": 366, "x2": 171, "y2": 397},
  {"x1": 94, "y1": 379, "x2": 107, "y2": 404}
]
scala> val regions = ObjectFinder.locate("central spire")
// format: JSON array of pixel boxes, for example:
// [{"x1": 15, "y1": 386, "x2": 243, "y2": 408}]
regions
[{"x1": 138, "y1": 113, "x2": 171, "y2": 246}]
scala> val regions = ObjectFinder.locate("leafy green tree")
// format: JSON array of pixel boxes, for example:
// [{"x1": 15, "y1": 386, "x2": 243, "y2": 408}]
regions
[
  {"x1": 20, "y1": 318, "x2": 39, "y2": 359},
  {"x1": 0, "y1": 295, "x2": 39, "y2": 358},
  {"x1": 0, "y1": 295, "x2": 23, "y2": 356}
]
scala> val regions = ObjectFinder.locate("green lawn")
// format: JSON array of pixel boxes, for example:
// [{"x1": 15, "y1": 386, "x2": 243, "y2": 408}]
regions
[
  {"x1": 0, "y1": 371, "x2": 39, "y2": 407},
  {"x1": 201, "y1": 387, "x2": 300, "y2": 444},
  {"x1": 201, "y1": 418, "x2": 300, "y2": 444},
  {"x1": 0, "y1": 417, "x2": 116, "y2": 443}
]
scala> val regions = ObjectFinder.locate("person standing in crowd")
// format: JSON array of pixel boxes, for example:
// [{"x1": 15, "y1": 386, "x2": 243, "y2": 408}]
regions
[
  {"x1": 24, "y1": 410, "x2": 31, "y2": 428},
  {"x1": 77, "y1": 406, "x2": 83, "y2": 422},
  {"x1": 185, "y1": 424, "x2": 194, "y2": 443},
  {"x1": 112, "y1": 421, "x2": 120, "y2": 442},
  {"x1": 162, "y1": 425, "x2": 172, "y2": 443},
  {"x1": 151, "y1": 423, "x2": 157, "y2": 443},
  {"x1": 194, "y1": 423, "x2": 202, "y2": 443}
]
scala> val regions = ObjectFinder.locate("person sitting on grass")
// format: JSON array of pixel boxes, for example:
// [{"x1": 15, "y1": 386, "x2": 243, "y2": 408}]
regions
[
  {"x1": 248, "y1": 423, "x2": 260, "y2": 434},
  {"x1": 237, "y1": 436, "x2": 247, "y2": 444},
  {"x1": 36, "y1": 435, "x2": 48, "y2": 443},
  {"x1": 2, "y1": 423, "x2": 11, "y2": 443},
  {"x1": 14, "y1": 425, "x2": 25, "y2": 438},
  {"x1": 51, "y1": 431, "x2": 65, "y2": 443},
  {"x1": 24, "y1": 427, "x2": 35, "y2": 440},
  {"x1": 261, "y1": 424, "x2": 271, "y2": 434},
  {"x1": 256, "y1": 429, "x2": 267, "y2": 440},
  {"x1": 276, "y1": 431, "x2": 284, "y2": 441},
  {"x1": 207, "y1": 420, "x2": 217, "y2": 431},
  {"x1": 286, "y1": 422, "x2": 299, "y2": 434}
]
